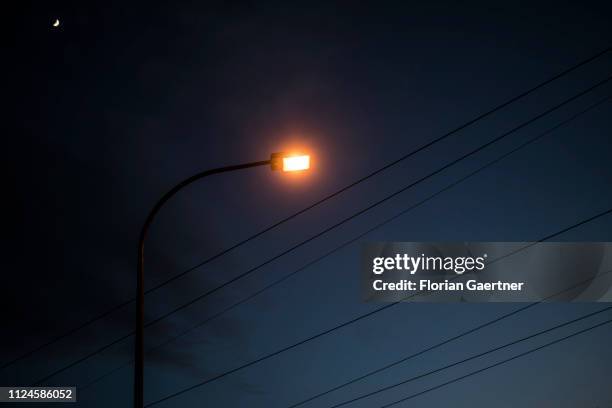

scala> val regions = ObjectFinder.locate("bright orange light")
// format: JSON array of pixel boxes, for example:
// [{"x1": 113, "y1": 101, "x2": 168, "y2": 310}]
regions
[
  {"x1": 282, "y1": 155, "x2": 310, "y2": 172},
  {"x1": 270, "y1": 152, "x2": 311, "y2": 172}
]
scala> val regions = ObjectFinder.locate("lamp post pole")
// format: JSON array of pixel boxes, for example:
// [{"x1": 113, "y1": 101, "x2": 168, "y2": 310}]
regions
[{"x1": 134, "y1": 159, "x2": 272, "y2": 408}]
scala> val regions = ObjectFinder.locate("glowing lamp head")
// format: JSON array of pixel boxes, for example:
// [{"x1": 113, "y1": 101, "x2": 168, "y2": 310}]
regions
[
  {"x1": 270, "y1": 152, "x2": 311, "y2": 172},
  {"x1": 283, "y1": 155, "x2": 310, "y2": 172}
]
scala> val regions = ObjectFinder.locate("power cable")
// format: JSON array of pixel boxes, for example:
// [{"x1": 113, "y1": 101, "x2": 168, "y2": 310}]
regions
[
  {"x1": 143, "y1": 209, "x2": 612, "y2": 407},
  {"x1": 377, "y1": 318, "x2": 612, "y2": 408},
  {"x1": 4, "y1": 47, "x2": 609, "y2": 372},
  {"x1": 33, "y1": 76, "x2": 612, "y2": 386},
  {"x1": 80, "y1": 95, "x2": 612, "y2": 394},
  {"x1": 329, "y1": 307, "x2": 612, "y2": 407}
]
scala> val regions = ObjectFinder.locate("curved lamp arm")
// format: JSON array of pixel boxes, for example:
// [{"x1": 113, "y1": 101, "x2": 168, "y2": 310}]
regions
[{"x1": 134, "y1": 159, "x2": 271, "y2": 408}]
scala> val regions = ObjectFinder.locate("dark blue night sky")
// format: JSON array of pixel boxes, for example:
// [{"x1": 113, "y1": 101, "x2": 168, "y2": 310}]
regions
[{"x1": 4, "y1": 1, "x2": 612, "y2": 407}]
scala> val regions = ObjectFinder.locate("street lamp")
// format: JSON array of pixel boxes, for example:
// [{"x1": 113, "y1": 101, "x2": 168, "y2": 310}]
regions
[{"x1": 134, "y1": 152, "x2": 310, "y2": 408}]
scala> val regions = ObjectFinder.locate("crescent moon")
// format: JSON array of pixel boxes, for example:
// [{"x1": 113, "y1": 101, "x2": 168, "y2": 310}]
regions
[{"x1": 53, "y1": 19, "x2": 60, "y2": 27}]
